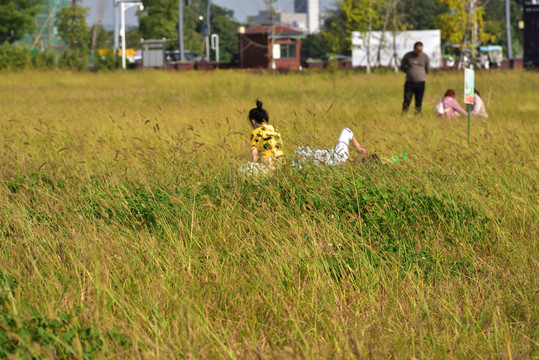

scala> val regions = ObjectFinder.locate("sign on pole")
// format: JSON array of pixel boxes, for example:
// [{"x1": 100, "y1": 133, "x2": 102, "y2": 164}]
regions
[
  {"x1": 464, "y1": 68, "x2": 475, "y2": 104},
  {"x1": 211, "y1": 34, "x2": 219, "y2": 63},
  {"x1": 464, "y1": 68, "x2": 475, "y2": 145},
  {"x1": 272, "y1": 44, "x2": 281, "y2": 59}
]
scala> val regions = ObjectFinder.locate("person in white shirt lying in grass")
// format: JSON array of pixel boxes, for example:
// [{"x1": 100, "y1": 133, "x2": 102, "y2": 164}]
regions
[
  {"x1": 293, "y1": 128, "x2": 367, "y2": 167},
  {"x1": 239, "y1": 100, "x2": 390, "y2": 176}
]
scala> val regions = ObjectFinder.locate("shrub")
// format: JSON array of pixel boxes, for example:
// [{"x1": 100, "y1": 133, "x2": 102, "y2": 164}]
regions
[
  {"x1": 33, "y1": 49, "x2": 57, "y2": 70},
  {"x1": 59, "y1": 49, "x2": 88, "y2": 71},
  {"x1": 0, "y1": 44, "x2": 31, "y2": 71},
  {"x1": 94, "y1": 51, "x2": 121, "y2": 71}
]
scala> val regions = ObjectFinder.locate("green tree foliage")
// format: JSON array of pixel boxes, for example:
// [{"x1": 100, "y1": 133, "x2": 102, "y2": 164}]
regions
[
  {"x1": 301, "y1": 5, "x2": 350, "y2": 58},
  {"x1": 302, "y1": 32, "x2": 336, "y2": 59},
  {"x1": 399, "y1": 0, "x2": 522, "y2": 56},
  {"x1": 0, "y1": 43, "x2": 31, "y2": 70},
  {"x1": 55, "y1": 0, "x2": 90, "y2": 70},
  {"x1": 339, "y1": 0, "x2": 384, "y2": 70},
  {"x1": 56, "y1": 0, "x2": 89, "y2": 51},
  {"x1": 89, "y1": 24, "x2": 119, "y2": 71},
  {"x1": 399, "y1": 0, "x2": 445, "y2": 30},
  {"x1": 483, "y1": 0, "x2": 523, "y2": 56},
  {"x1": 139, "y1": 0, "x2": 239, "y2": 62},
  {"x1": 89, "y1": 24, "x2": 112, "y2": 50},
  {"x1": 320, "y1": 6, "x2": 350, "y2": 55},
  {"x1": 206, "y1": 4, "x2": 238, "y2": 62},
  {"x1": 0, "y1": 0, "x2": 40, "y2": 45},
  {"x1": 437, "y1": 0, "x2": 492, "y2": 49},
  {"x1": 33, "y1": 48, "x2": 56, "y2": 69},
  {"x1": 139, "y1": 0, "x2": 178, "y2": 46},
  {"x1": 340, "y1": 0, "x2": 383, "y2": 33},
  {"x1": 125, "y1": 25, "x2": 142, "y2": 49},
  {"x1": 94, "y1": 51, "x2": 120, "y2": 71},
  {"x1": 303, "y1": 0, "x2": 386, "y2": 58},
  {"x1": 435, "y1": 0, "x2": 523, "y2": 56}
]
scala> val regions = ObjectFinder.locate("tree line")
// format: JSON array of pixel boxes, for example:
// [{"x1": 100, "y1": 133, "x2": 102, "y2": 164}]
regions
[
  {"x1": 0, "y1": 0, "x2": 242, "y2": 70},
  {"x1": 0, "y1": 0, "x2": 525, "y2": 71},
  {"x1": 304, "y1": 0, "x2": 524, "y2": 60}
]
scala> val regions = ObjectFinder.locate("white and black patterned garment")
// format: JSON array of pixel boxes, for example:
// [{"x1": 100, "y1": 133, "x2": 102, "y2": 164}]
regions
[{"x1": 293, "y1": 128, "x2": 354, "y2": 167}]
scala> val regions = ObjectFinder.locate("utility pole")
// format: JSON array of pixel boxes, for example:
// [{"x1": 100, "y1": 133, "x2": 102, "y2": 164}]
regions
[
  {"x1": 392, "y1": 0, "x2": 399, "y2": 72},
  {"x1": 460, "y1": 0, "x2": 478, "y2": 69},
  {"x1": 470, "y1": 0, "x2": 478, "y2": 68},
  {"x1": 205, "y1": 0, "x2": 211, "y2": 59},
  {"x1": 505, "y1": 0, "x2": 513, "y2": 67},
  {"x1": 179, "y1": 0, "x2": 185, "y2": 61}
]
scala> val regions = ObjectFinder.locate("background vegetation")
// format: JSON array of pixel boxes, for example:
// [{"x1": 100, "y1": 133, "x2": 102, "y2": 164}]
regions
[
  {"x1": 304, "y1": 0, "x2": 525, "y2": 59},
  {"x1": 139, "y1": 0, "x2": 240, "y2": 62},
  {"x1": 0, "y1": 0, "x2": 40, "y2": 45},
  {"x1": 0, "y1": 70, "x2": 537, "y2": 358},
  {"x1": 55, "y1": 0, "x2": 90, "y2": 71},
  {"x1": 0, "y1": 0, "x2": 528, "y2": 70}
]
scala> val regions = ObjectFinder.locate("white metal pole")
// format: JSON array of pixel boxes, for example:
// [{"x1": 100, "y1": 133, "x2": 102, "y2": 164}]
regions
[
  {"x1": 206, "y1": 0, "x2": 211, "y2": 59},
  {"x1": 121, "y1": 1, "x2": 126, "y2": 69}
]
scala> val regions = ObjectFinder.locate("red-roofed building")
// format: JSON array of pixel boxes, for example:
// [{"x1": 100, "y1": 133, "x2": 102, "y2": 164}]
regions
[{"x1": 237, "y1": 25, "x2": 303, "y2": 70}]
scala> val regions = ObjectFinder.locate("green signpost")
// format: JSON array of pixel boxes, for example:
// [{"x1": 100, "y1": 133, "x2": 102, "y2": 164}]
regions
[{"x1": 464, "y1": 68, "x2": 475, "y2": 145}]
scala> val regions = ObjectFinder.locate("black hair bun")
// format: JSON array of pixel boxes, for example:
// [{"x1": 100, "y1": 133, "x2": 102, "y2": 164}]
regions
[{"x1": 249, "y1": 100, "x2": 269, "y2": 124}]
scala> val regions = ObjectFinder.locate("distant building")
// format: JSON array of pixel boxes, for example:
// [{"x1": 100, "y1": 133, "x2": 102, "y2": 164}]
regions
[
  {"x1": 307, "y1": 0, "x2": 320, "y2": 34},
  {"x1": 249, "y1": 10, "x2": 308, "y2": 33},
  {"x1": 21, "y1": 0, "x2": 69, "y2": 51},
  {"x1": 249, "y1": 0, "x2": 320, "y2": 34},
  {"x1": 294, "y1": 0, "x2": 320, "y2": 34},
  {"x1": 237, "y1": 26, "x2": 303, "y2": 70},
  {"x1": 295, "y1": 0, "x2": 307, "y2": 13}
]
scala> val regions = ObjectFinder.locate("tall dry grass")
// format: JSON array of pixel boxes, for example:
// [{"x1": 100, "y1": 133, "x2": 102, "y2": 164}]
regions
[{"x1": 0, "y1": 69, "x2": 537, "y2": 358}]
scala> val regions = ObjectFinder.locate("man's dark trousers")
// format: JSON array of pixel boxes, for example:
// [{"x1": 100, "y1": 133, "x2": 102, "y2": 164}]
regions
[{"x1": 402, "y1": 81, "x2": 425, "y2": 114}]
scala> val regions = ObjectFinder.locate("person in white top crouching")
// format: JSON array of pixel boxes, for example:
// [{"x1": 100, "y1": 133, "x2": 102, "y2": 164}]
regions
[{"x1": 472, "y1": 89, "x2": 489, "y2": 118}]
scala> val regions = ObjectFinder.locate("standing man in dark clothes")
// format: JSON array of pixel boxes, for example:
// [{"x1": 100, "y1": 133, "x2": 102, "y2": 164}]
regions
[{"x1": 400, "y1": 42, "x2": 430, "y2": 115}]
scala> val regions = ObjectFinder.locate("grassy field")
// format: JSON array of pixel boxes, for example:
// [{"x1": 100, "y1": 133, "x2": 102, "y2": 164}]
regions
[{"x1": 0, "y1": 69, "x2": 537, "y2": 359}]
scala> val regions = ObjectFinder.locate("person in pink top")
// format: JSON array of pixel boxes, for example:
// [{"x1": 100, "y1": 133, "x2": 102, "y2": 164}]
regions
[{"x1": 435, "y1": 89, "x2": 468, "y2": 118}]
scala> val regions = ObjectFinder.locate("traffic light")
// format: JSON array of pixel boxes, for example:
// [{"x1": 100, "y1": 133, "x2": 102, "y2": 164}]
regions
[{"x1": 185, "y1": 0, "x2": 190, "y2": 6}]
